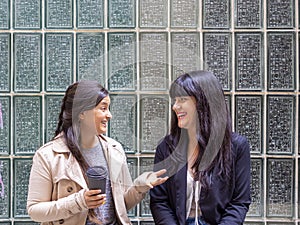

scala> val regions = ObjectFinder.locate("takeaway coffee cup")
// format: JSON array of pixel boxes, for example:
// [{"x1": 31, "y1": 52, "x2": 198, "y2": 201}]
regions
[{"x1": 86, "y1": 166, "x2": 107, "y2": 194}]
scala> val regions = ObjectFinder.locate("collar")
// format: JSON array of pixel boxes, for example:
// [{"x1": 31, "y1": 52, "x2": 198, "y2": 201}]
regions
[{"x1": 52, "y1": 133, "x2": 70, "y2": 153}]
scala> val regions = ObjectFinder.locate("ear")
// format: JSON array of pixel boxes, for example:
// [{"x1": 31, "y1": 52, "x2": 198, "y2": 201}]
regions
[{"x1": 79, "y1": 112, "x2": 85, "y2": 120}]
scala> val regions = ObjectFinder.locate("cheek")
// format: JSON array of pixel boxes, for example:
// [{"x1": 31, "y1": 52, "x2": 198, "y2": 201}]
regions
[
  {"x1": 94, "y1": 114, "x2": 101, "y2": 124},
  {"x1": 94, "y1": 112, "x2": 105, "y2": 123},
  {"x1": 191, "y1": 109, "x2": 198, "y2": 121}
]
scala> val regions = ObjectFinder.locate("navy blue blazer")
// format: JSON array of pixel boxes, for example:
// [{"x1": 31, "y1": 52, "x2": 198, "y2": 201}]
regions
[{"x1": 150, "y1": 133, "x2": 251, "y2": 225}]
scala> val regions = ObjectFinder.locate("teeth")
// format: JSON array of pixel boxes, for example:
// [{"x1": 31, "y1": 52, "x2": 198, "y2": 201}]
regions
[{"x1": 178, "y1": 113, "x2": 186, "y2": 118}]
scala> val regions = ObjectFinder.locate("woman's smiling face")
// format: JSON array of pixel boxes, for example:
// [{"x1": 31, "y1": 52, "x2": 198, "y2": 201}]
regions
[
  {"x1": 93, "y1": 96, "x2": 112, "y2": 135},
  {"x1": 172, "y1": 96, "x2": 198, "y2": 130},
  {"x1": 80, "y1": 96, "x2": 112, "y2": 135}
]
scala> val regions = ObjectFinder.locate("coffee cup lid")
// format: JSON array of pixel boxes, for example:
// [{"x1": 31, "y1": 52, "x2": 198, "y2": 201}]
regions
[{"x1": 86, "y1": 166, "x2": 107, "y2": 177}]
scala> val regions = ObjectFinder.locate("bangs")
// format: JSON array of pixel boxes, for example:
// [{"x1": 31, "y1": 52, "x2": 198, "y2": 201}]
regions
[{"x1": 169, "y1": 74, "x2": 195, "y2": 98}]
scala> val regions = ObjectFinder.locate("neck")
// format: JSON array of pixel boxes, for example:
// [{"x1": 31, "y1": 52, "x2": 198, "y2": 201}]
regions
[
  {"x1": 80, "y1": 134, "x2": 99, "y2": 149},
  {"x1": 187, "y1": 128, "x2": 197, "y2": 155}
]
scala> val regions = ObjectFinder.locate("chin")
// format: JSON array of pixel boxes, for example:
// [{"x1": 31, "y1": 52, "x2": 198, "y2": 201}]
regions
[{"x1": 97, "y1": 129, "x2": 106, "y2": 135}]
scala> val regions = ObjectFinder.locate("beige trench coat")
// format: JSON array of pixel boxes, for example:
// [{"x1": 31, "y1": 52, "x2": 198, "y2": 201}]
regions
[{"x1": 27, "y1": 134, "x2": 151, "y2": 225}]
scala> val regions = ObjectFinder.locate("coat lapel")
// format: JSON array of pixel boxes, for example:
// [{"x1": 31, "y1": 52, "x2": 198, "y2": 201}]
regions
[{"x1": 99, "y1": 135, "x2": 124, "y2": 184}]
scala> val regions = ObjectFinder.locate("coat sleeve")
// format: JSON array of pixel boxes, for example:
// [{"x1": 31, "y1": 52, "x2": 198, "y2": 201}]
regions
[
  {"x1": 218, "y1": 136, "x2": 251, "y2": 225},
  {"x1": 122, "y1": 154, "x2": 160, "y2": 210},
  {"x1": 26, "y1": 149, "x2": 88, "y2": 222},
  {"x1": 122, "y1": 161, "x2": 147, "y2": 210},
  {"x1": 150, "y1": 143, "x2": 179, "y2": 225}
]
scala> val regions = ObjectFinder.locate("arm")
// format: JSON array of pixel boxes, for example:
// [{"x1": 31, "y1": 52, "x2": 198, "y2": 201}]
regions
[
  {"x1": 150, "y1": 143, "x2": 179, "y2": 225},
  {"x1": 27, "y1": 150, "x2": 88, "y2": 222},
  {"x1": 219, "y1": 136, "x2": 251, "y2": 225},
  {"x1": 123, "y1": 158, "x2": 168, "y2": 210}
]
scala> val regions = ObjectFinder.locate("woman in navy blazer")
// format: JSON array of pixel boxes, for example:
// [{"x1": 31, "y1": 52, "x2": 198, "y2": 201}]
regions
[{"x1": 150, "y1": 70, "x2": 251, "y2": 225}]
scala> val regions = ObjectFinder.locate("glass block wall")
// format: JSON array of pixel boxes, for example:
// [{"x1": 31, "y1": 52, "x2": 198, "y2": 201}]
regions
[{"x1": 0, "y1": 0, "x2": 299, "y2": 224}]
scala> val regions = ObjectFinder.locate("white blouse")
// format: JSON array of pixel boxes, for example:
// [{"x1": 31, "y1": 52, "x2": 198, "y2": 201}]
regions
[{"x1": 186, "y1": 171, "x2": 201, "y2": 224}]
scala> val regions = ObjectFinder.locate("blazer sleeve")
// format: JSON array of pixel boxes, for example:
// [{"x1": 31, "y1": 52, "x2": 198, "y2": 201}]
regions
[
  {"x1": 150, "y1": 143, "x2": 179, "y2": 225},
  {"x1": 219, "y1": 135, "x2": 251, "y2": 225}
]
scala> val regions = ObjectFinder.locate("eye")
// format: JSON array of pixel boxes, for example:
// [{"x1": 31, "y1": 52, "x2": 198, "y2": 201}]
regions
[{"x1": 178, "y1": 97, "x2": 188, "y2": 102}]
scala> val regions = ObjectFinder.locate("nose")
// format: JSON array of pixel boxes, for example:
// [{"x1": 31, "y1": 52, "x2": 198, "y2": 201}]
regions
[
  {"x1": 107, "y1": 110, "x2": 112, "y2": 119},
  {"x1": 172, "y1": 100, "x2": 180, "y2": 111}
]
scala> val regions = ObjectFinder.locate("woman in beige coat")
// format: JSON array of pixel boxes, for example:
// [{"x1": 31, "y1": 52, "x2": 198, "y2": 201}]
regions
[{"x1": 27, "y1": 81, "x2": 167, "y2": 225}]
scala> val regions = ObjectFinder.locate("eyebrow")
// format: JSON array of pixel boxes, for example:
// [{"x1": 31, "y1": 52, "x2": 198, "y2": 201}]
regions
[{"x1": 100, "y1": 101, "x2": 110, "y2": 106}]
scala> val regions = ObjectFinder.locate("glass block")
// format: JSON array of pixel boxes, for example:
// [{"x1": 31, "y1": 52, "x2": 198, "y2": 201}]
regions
[
  {"x1": 140, "y1": 33, "x2": 168, "y2": 90},
  {"x1": 267, "y1": 96, "x2": 294, "y2": 154},
  {"x1": 267, "y1": 223, "x2": 294, "y2": 225},
  {"x1": 127, "y1": 158, "x2": 137, "y2": 217},
  {"x1": 203, "y1": 33, "x2": 231, "y2": 90},
  {"x1": 13, "y1": 0, "x2": 41, "y2": 29},
  {"x1": 248, "y1": 159, "x2": 263, "y2": 217},
  {"x1": 171, "y1": 33, "x2": 200, "y2": 79},
  {"x1": 0, "y1": 34, "x2": 10, "y2": 92},
  {"x1": 108, "y1": 0, "x2": 135, "y2": 28},
  {"x1": 108, "y1": 33, "x2": 136, "y2": 91},
  {"x1": 0, "y1": 97, "x2": 10, "y2": 155},
  {"x1": 140, "y1": 222, "x2": 155, "y2": 225},
  {"x1": 140, "y1": 95, "x2": 168, "y2": 152},
  {"x1": 45, "y1": 33, "x2": 73, "y2": 92},
  {"x1": 76, "y1": 33, "x2": 104, "y2": 83},
  {"x1": 140, "y1": 158, "x2": 154, "y2": 217},
  {"x1": 46, "y1": 0, "x2": 73, "y2": 28},
  {"x1": 267, "y1": 0, "x2": 294, "y2": 28},
  {"x1": 45, "y1": 95, "x2": 63, "y2": 142},
  {"x1": 203, "y1": 0, "x2": 230, "y2": 28},
  {"x1": 244, "y1": 223, "x2": 264, "y2": 225},
  {"x1": 14, "y1": 159, "x2": 32, "y2": 217},
  {"x1": 0, "y1": 0, "x2": 9, "y2": 29},
  {"x1": 235, "y1": 96, "x2": 262, "y2": 154},
  {"x1": 109, "y1": 95, "x2": 137, "y2": 153},
  {"x1": 0, "y1": 223, "x2": 10, "y2": 225},
  {"x1": 235, "y1": 33, "x2": 263, "y2": 90},
  {"x1": 139, "y1": 0, "x2": 167, "y2": 28},
  {"x1": 14, "y1": 96, "x2": 41, "y2": 154},
  {"x1": 14, "y1": 34, "x2": 41, "y2": 92},
  {"x1": 0, "y1": 159, "x2": 10, "y2": 218},
  {"x1": 77, "y1": 0, "x2": 103, "y2": 28},
  {"x1": 235, "y1": 0, "x2": 262, "y2": 28},
  {"x1": 170, "y1": 0, "x2": 198, "y2": 28},
  {"x1": 225, "y1": 94, "x2": 231, "y2": 115},
  {"x1": 267, "y1": 33, "x2": 295, "y2": 91},
  {"x1": 127, "y1": 158, "x2": 137, "y2": 180},
  {"x1": 267, "y1": 159, "x2": 294, "y2": 217}
]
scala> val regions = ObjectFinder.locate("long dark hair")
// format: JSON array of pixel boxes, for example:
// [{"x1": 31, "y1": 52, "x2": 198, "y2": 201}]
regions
[
  {"x1": 169, "y1": 70, "x2": 232, "y2": 189},
  {"x1": 54, "y1": 80, "x2": 108, "y2": 224}
]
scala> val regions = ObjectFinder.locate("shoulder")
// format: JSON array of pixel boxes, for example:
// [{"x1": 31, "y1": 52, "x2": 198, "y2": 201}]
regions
[
  {"x1": 156, "y1": 136, "x2": 173, "y2": 151},
  {"x1": 34, "y1": 136, "x2": 70, "y2": 159},
  {"x1": 232, "y1": 133, "x2": 249, "y2": 147},
  {"x1": 158, "y1": 135, "x2": 173, "y2": 147},
  {"x1": 231, "y1": 133, "x2": 250, "y2": 159},
  {"x1": 100, "y1": 135, "x2": 123, "y2": 148},
  {"x1": 99, "y1": 135, "x2": 127, "y2": 160},
  {"x1": 32, "y1": 140, "x2": 56, "y2": 166}
]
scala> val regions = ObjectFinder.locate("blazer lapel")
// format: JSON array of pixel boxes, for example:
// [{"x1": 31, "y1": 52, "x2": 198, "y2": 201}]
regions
[{"x1": 175, "y1": 164, "x2": 187, "y2": 223}]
